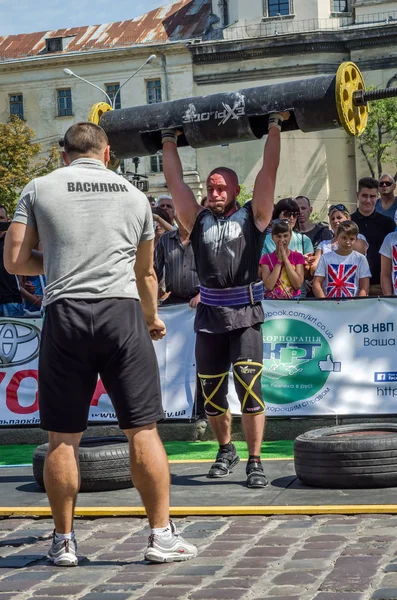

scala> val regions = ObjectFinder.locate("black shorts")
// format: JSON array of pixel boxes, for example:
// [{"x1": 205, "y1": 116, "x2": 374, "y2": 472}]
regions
[
  {"x1": 39, "y1": 298, "x2": 164, "y2": 433},
  {"x1": 196, "y1": 324, "x2": 265, "y2": 417}
]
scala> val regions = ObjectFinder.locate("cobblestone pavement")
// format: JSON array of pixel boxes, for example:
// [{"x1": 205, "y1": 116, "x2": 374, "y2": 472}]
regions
[{"x1": 2, "y1": 515, "x2": 397, "y2": 599}]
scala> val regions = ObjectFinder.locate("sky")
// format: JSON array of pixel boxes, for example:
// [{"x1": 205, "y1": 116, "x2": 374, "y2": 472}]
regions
[{"x1": 0, "y1": 0, "x2": 171, "y2": 36}]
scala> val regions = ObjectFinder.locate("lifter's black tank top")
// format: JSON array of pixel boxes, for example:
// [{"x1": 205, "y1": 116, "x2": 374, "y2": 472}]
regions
[{"x1": 190, "y1": 202, "x2": 266, "y2": 334}]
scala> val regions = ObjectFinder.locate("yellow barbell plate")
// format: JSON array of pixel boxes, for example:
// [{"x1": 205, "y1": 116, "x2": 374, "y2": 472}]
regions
[
  {"x1": 335, "y1": 62, "x2": 368, "y2": 137},
  {"x1": 88, "y1": 102, "x2": 112, "y2": 125},
  {"x1": 87, "y1": 102, "x2": 120, "y2": 171}
]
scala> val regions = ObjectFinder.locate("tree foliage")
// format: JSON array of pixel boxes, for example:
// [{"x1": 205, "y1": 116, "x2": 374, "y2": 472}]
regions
[
  {"x1": 357, "y1": 89, "x2": 397, "y2": 179},
  {"x1": 0, "y1": 116, "x2": 60, "y2": 215},
  {"x1": 237, "y1": 183, "x2": 252, "y2": 207}
]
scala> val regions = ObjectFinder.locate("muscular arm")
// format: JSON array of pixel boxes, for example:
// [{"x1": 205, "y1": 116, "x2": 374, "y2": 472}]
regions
[
  {"x1": 4, "y1": 222, "x2": 42, "y2": 275},
  {"x1": 381, "y1": 255, "x2": 393, "y2": 296},
  {"x1": 252, "y1": 113, "x2": 288, "y2": 232},
  {"x1": 162, "y1": 138, "x2": 204, "y2": 233},
  {"x1": 135, "y1": 239, "x2": 165, "y2": 340}
]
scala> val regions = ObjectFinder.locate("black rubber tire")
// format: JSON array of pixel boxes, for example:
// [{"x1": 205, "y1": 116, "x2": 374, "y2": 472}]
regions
[
  {"x1": 33, "y1": 436, "x2": 133, "y2": 493},
  {"x1": 294, "y1": 424, "x2": 397, "y2": 489}
]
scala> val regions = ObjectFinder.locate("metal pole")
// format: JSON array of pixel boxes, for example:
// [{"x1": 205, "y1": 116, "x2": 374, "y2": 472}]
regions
[
  {"x1": 112, "y1": 54, "x2": 157, "y2": 109},
  {"x1": 63, "y1": 68, "x2": 113, "y2": 105},
  {"x1": 353, "y1": 87, "x2": 397, "y2": 106}
]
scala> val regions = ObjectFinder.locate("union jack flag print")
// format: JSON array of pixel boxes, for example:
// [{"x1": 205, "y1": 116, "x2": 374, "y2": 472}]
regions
[
  {"x1": 393, "y1": 245, "x2": 397, "y2": 292},
  {"x1": 326, "y1": 263, "x2": 358, "y2": 298}
]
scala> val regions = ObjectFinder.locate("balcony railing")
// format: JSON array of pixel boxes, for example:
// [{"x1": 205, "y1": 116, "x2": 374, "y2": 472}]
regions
[{"x1": 205, "y1": 9, "x2": 397, "y2": 41}]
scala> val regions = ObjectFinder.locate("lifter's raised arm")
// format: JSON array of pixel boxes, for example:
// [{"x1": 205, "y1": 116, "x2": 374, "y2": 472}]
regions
[
  {"x1": 252, "y1": 112, "x2": 289, "y2": 232},
  {"x1": 162, "y1": 130, "x2": 204, "y2": 233}
]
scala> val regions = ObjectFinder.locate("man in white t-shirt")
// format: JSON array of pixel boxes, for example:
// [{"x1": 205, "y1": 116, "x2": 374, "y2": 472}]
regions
[
  {"x1": 380, "y1": 231, "x2": 397, "y2": 295},
  {"x1": 313, "y1": 221, "x2": 371, "y2": 298}
]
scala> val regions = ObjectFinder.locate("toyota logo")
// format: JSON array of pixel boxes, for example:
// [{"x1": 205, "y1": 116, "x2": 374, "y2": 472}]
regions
[{"x1": 0, "y1": 320, "x2": 41, "y2": 367}]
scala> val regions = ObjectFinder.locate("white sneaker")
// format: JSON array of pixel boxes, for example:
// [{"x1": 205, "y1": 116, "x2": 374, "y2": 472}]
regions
[
  {"x1": 144, "y1": 521, "x2": 197, "y2": 563},
  {"x1": 47, "y1": 530, "x2": 78, "y2": 566}
]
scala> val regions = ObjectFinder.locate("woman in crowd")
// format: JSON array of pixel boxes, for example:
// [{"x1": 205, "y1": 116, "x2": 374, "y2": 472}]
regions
[
  {"x1": 260, "y1": 219, "x2": 305, "y2": 298},
  {"x1": 151, "y1": 206, "x2": 173, "y2": 246},
  {"x1": 310, "y1": 204, "x2": 368, "y2": 276}
]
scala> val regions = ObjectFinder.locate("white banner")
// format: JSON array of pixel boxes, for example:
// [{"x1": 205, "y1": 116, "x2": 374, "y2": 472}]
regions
[{"x1": 0, "y1": 299, "x2": 397, "y2": 425}]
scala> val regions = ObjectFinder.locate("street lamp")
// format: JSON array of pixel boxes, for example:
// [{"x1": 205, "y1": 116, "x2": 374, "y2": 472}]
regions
[
  {"x1": 63, "y1": 68, "x2": 112, "y2": 104},
  {"x1": 63, "y1": 54, "x2": 157, "y2": 109}
]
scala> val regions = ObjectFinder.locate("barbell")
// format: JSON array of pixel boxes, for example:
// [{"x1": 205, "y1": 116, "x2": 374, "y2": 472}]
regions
[{"x1": 87, "y1": 62, "x2": 397, "y2": 160}]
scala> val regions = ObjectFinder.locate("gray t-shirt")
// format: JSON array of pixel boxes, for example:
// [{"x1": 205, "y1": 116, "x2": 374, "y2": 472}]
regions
[{"x1": 13, "y1": 158, "x2": 154, "y2": 306}]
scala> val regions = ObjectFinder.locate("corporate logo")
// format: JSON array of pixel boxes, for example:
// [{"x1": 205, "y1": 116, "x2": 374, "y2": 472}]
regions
[
  {"x1": 262, "y1": 319, "x2": 340, "y2": 405},
  {"x1": 182, "y1": 96, "x2": 246, "y2": 127},
  {"x1": 0, "y1": 320, "x2": 41, "y2": 367}
]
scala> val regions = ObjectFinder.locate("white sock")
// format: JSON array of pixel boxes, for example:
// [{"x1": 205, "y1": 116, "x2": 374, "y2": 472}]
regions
[
  {"x1": 54, "y1": 531, "x2": 74, "y2": 542},
  {"x1": 151, "y1": 525, "x2": 172, "y2": 540}
]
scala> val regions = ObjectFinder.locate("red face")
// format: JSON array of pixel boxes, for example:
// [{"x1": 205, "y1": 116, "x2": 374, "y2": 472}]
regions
[{"x1": 206, "y1": 172, "x2": 239, "y2": 216}]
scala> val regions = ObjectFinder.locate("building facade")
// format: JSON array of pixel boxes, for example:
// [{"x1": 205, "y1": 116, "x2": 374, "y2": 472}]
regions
[{"x1": 1, "y1": 0, "x2": 397, "y2": 214}]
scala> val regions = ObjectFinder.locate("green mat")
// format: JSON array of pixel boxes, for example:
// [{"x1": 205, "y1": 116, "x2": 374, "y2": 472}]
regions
[{"x1": 0, "y1": 440, "x2": 294, "y2": 467}]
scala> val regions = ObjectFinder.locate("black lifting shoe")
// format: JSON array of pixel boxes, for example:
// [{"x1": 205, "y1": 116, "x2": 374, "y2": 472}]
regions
[
  {"x1": 246, "y1": 459, "x2": 268, "y2": 488},
  {"x1": 207, "y1": 444, "x2": 240, "y2": 478}
]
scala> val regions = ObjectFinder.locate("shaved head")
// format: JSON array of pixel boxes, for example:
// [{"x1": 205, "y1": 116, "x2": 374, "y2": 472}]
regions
[{"x1": 207, "y1": 167, "x2": 239, "y2": 187}]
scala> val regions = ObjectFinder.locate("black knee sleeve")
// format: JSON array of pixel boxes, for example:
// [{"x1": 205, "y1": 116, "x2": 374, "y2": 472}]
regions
[
  {"x1": 198, "y1": 371, "x2": 229, "y2": 418},
  {"x1": 232, "y1": 360, "x2": 265, "y2": 415}
]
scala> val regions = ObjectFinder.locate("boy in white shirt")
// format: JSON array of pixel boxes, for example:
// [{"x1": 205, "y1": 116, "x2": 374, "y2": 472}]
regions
[
  {"x1": 313, "y1": 221, "x2": 371, "y2": 298},
  {"x1": 380, "y1": 231, "x2": 397, "y2": 295}
]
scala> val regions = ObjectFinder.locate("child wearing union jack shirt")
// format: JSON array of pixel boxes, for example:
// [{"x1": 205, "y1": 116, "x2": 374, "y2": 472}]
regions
[
  {"x1": 313, "y1": 221, "x2": 371, "y2": 299},
  {"x1": 380, "y1": 231, "x2": 397, "y2": 295}
]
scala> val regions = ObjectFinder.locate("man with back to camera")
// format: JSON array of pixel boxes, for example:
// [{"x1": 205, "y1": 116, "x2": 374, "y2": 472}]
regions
[
  {"x1": 161, "y1": 112, "x2": 289, "y2": 489},
  {"x1": 4, "y1": 122, "x2": 197, "y2": 566},
  {"x1": 351, "y1": 176, "x2": 395, "y2": 296}
]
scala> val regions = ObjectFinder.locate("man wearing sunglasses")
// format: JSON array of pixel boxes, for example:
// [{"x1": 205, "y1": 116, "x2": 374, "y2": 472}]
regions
[{"x1": 376, "y1": 174, "x2": 397, "y2": 224}]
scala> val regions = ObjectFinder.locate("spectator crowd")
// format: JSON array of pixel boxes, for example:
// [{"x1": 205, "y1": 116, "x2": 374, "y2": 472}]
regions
[
  {"x1": 1, "y1": 173, "x2": 397, "y2": 320},
  {"x1": 148, "y1": 174, "x2": 397, "y2": 304}
]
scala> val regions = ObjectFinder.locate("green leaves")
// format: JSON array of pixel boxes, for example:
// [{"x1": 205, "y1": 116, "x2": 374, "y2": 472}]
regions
[
  {"x1": 0, "y1": 116, "x2": 60, "y2": 215},
  {"x1": 358, "y1": 87, "x2": 397, "y2": 178}
]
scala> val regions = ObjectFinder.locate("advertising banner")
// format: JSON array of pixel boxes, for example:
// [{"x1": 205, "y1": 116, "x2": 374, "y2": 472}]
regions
[
  {"x1": 0, "y1": 298, "x2": 397, "y2": 425},
  {"x1": 0, "y1": 306, "x2": 197, "y2": 426},
  {"x1": 230, "y1": 298, "x2": 397, "y2": 417}
]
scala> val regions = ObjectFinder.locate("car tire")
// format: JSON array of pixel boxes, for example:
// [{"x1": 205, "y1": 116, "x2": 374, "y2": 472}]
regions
[
  {"x1": 294, "y1": 423, "x2": 397, "y2": 488},
  {"x1": 33, "y1": 436, "x2": 133, "y2": 493}
]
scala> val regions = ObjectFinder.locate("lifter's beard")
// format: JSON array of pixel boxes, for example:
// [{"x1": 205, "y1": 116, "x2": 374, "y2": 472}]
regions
[{"x1": 209, "y1": 198, "x2": 237, "y2": 217}]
